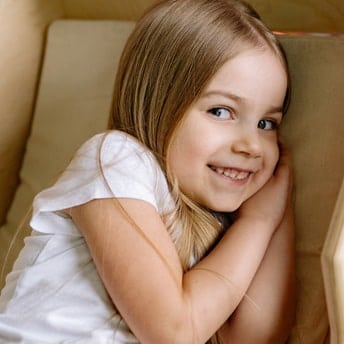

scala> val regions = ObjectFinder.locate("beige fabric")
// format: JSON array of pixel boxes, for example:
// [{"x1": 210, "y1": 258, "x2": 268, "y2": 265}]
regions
[
  {"x1": 247, "y1": 0, "x2": 344, "y2": 33},
  {"x1": 0, "y1": 0, "x2": 64, "y2": 225},
  {"x1": 322, "y1": 179, "x2": 344, "y2": 343},
  {"x1": 0, "y1": 20, "x2": 135, "y2": 287},
  {"x1": 279, "y1": 35, "x2": 344, "y2": 343},
  {"x1": 63, "y1": 0, "x2": 156, "y2": 21},
  {"x1": 61, "y1": 0, "x2": 344, "y2": 33},
  {"x1": 0, "y1": 20, "x2": 343, "y2": 344}
]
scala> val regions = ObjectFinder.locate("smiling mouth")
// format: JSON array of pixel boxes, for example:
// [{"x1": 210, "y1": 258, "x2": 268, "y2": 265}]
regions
[{"x1": 209, "y1": 165, "x2": 252, "y2": 181}]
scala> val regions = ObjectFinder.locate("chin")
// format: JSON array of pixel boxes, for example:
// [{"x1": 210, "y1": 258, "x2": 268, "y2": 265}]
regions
[{"x1": 205, "y1": 199, "x2": 243, "y2": 213}]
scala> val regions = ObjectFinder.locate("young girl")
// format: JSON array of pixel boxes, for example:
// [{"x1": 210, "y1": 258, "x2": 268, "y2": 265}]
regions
[{"x1": 0, "y1": 0, "x2": 295, "y2": 343}]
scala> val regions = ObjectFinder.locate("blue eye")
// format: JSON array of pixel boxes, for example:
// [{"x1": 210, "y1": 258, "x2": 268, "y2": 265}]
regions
[
  {"x1": 208, "y1": 107, "x2": 232, "y2": 120},
  {"x1": 257, "y1": 119, "x2": 279, "y2": 130}
]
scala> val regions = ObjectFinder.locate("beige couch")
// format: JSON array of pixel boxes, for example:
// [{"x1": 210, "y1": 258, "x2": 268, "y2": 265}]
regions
[{"x1": 0, "y1": 1, "x2": 343, "y2": 343}]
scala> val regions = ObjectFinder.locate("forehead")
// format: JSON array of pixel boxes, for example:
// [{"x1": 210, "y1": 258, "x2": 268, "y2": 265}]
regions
[{"x1": 203, "y1": 48, "x2": 287, "y2": 108}]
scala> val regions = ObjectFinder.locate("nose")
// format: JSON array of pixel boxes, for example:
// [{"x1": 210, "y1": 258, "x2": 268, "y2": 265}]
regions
[{"x1": 231, "y1": 127, "x2": 262, "y2": 158}]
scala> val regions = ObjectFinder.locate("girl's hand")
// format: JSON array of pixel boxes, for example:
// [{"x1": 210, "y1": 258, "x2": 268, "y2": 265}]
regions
[{"x1": 238, "y1": 140, "x2": 293, "y2": 229}]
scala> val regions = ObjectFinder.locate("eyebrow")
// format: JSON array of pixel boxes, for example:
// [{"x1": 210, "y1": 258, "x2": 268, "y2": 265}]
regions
[
  {"x1": 201, "y1": 90, "x2": 284, "y2": 114},
  {"x1": 202, "y1": 90, "x2": 244, "y2": 104}
]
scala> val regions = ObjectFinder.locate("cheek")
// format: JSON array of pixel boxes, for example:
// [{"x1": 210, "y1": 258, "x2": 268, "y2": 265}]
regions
[
  {"x1": 266, "y1": 142, "x2": 280, "y2": 175},
  {"x1": 166, "y1": 134, "x2": 198, "y2": 183},
  {"x1": 247, "y1": 143, "x2": 279, "y2": 202}
]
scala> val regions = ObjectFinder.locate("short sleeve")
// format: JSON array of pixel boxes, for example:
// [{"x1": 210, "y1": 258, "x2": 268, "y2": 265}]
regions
[{"x1": 30, "y1": 131, "x2": 172, "y2": 235}]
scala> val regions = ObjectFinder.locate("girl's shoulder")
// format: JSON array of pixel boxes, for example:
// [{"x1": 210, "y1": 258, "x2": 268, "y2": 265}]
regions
[
  {"x1": 74, "y1": 130, "x2": 161, "y2": 183},
  {"x1": 30, "y1": 130, "x2": 172, "y2": 235},
  {"x1": 76, "y1": 130, "x2": 152, "y2": 162}
]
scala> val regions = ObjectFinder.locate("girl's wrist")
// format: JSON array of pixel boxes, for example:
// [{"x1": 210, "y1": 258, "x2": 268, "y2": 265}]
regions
[{"x1": 235, "y1": 213, "x2": 278, "y2": 235}]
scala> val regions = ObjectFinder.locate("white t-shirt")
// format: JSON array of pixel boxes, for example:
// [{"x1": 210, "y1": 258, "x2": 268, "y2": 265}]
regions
[{"x1": 0, "y1": 131, "x2": 174, "y2": 343}]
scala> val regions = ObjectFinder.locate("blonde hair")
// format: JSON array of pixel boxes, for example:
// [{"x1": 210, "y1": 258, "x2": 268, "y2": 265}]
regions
[
  {"x1": 108, "y1": 1, "x2": 289, "y2": 341},
  {"x1": 110, "y1": 0, "x2": 288, "y2": 270}
]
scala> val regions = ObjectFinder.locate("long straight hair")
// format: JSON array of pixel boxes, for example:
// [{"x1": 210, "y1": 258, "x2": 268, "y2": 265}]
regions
[
  {"x1": 109, "y1": 0, "x2": 288, "y2": 269},
  {"x1": 108, "y1": 2, "x2": 289, "y2": 341}
]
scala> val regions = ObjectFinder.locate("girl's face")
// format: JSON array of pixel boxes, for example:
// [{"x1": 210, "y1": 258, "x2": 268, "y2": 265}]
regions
[{"x1": 167, "y1": 48, "x2": 288, "y2": 212}]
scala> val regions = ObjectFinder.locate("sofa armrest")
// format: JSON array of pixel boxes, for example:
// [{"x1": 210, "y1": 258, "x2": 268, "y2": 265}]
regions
[{"x1": 322, "y1": 178, "x2": 344, "y2": 344}]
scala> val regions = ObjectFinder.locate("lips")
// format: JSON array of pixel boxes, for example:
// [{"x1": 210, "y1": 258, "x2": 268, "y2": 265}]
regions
[{"x1": 209, "y1": 165, "x2": 252, "y2": 181}]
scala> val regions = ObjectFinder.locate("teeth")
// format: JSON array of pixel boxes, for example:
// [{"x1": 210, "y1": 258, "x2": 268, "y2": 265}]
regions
[
  {"x1": 215, "y1": 167, "x2": 224, "y2": 174},
  {"x1": 236, "y1": 171, "x2": 249, "y2": 180},
  {"x1": 213, "y1": 167, "x2": 250, "y2": 180}
]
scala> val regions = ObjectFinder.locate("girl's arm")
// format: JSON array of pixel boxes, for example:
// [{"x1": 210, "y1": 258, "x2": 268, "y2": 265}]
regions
[
  {"x1": 217, "y1": 205, "x2": 296, "y2": 343},
  {"x1": 71, "y1": 199, "x2": 275, "y2": 343},
  {"x1": 69, "y1": 148, "x2": 290, "y2": 343}
]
